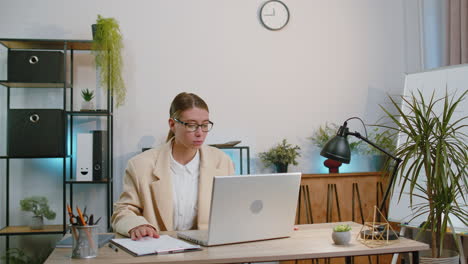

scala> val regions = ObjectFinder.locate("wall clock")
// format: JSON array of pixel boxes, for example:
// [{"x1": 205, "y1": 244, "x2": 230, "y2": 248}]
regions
[{"x1": 260, "y1": 0, "x2": 290, "y2": 31}]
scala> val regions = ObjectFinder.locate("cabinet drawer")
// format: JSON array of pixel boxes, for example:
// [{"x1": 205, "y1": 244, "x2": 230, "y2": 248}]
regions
[{"x1": 8, "y1": 50, "x2": 64, "y2": 83}]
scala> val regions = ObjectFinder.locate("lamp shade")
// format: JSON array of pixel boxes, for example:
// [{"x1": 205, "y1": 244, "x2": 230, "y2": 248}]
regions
[{"x1": 320, "y1": 134, "x2": 351, "y2": 164}]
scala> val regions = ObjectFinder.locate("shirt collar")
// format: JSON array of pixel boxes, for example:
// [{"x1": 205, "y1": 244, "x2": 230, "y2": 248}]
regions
[{"x1": 170, "y1": 147, "x2": 200, "y2": 174}]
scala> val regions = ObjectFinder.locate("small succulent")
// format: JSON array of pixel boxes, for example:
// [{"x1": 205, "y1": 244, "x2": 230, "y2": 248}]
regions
[
  {"x1": 81, "y1": 89, "x2": 95, "y2": 102},
  {"x1": 333, "y1": 224, "x2": 352, "y2": 232}
]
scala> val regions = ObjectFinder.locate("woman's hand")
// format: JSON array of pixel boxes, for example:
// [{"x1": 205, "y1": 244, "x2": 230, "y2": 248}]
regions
[{"x1": 129, "y1": 225, "x2": 160, "y2": 240}]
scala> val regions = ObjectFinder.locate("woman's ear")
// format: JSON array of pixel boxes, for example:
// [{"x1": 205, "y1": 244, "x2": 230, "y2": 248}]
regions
[{"x1": 168, "y1": 118, "x2": 175, "y2": 131}]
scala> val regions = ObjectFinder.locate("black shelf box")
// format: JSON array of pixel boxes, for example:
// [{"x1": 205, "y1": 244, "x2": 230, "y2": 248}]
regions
[
  {"x1": 8, "y1": 50, "x2": 64, "y2": 83},
  {"x1": 8, "y1": 109, "x2": 65, "y2": 157}
]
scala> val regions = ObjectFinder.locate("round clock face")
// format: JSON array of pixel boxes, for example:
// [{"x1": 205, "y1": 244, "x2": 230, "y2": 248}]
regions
[{"x1": 260, "y1": 0, "x2": 290, "y2": 30}]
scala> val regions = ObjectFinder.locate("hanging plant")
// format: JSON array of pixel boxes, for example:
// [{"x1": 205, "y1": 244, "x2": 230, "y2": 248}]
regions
[{"x1": 92, "y1": 15, "x2": 126, "y2": 107}]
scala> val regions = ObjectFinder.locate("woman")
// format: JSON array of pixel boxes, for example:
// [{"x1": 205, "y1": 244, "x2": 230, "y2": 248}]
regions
[{"x1": 111, "y1": 92, "x2": 235, "y2": 240}]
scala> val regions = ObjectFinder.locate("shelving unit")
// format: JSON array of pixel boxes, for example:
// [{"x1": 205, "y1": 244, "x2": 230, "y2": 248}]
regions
[
  {"x1": 0, "y1": 38, "x2": 113, "y2": 247},
  {"x1": 216, "y1": 146, "x2": 250, "y2": 174}
]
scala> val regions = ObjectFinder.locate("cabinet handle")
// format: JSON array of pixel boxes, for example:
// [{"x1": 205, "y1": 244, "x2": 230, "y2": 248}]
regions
[
  {"x1": 29, "y1": 55, "x2": 39, "y2": 64},
  {"x1": 29, "y1": 114, "x2": 40, "y2": 123}
]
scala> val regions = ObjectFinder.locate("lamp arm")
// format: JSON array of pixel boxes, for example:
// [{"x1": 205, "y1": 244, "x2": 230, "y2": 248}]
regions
[
  {"x1": 347, "y1": 131, "x2": 402, "y2": 218},
  {"x1": 347, "y1": 131, "x2": 400, "y2": 162}
]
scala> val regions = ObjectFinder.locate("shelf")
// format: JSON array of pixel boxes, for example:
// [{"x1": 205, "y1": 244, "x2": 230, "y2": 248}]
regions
[
  {"x1": 1, "y1": 37, "x2": 114, "y2": 235},
  {"x1": 0, "y1": 155, "x2": 67, "y2": 159},
  {"x1": 67, "y1": 111, "x2": 112, "y2": 116},
  {"x1": 0, "y1": 38, "x2": 93, "y2": 50},
  {"x1": 0, "y1": 225, "x2": 64, "y2": 236},
  {"x1": 66, "y1": 180, "x2": 110, "y2": 184},
  {"x1": 0, "y1": 81, "x2": 71, "y2": 88}
]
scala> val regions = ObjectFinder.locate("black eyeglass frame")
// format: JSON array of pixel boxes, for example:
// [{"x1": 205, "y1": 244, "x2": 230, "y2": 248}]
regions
[{"x1": 173, "y1": 118, "x2": 214, "y2": 132}]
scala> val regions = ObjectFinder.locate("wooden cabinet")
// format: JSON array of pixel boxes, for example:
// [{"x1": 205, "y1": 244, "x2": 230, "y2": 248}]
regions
[
  {"x1": 286, "y1": 172, "x2": 395, "y2": 264},
  {"x1": 296, "y1": 172, "x2": 389, "y2": 225}
]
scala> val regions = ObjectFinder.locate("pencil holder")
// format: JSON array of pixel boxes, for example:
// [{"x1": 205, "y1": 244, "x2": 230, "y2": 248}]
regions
[{"x1": 70, "y1": 225, "x2": 98, "y2": 259}]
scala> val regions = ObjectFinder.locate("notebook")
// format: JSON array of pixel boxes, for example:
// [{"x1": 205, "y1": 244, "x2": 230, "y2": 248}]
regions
[
  {"x1": 111, "y1": 235, "x2": 201, "y2": 256},
  {"x1": 55, "y1": 233, "x2": 115, "y2": 248},
  {"x1": 177, "y1": 172, "x2": 301, "y2": 246}
]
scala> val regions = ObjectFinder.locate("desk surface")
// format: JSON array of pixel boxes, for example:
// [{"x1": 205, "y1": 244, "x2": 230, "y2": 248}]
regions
[{"x1": 44, "y1": 222, "x2": 429, "y2": 264}]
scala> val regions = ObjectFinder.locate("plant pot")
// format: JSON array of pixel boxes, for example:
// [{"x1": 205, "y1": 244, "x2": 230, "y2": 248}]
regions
[
  {"x1": 275, "y1": 163, "x2": 288, "y2": 173},
  {"x1": 332, "y1": 231, "x2": 351, "y2": 245},
  {"x1": 91, "y1": 24, "x2": 97, "y2": 40},
  {"x1": 30, "y1": 216, "x2": 44, "y2": 230},
  {"x1": 420, "y1": 249, "x2": 459, "y2": 264},
  {"x1": 81, "y1": 101, "x2": 95, "y2": 111},
  {"x1": 369, "y1": 155, "x2": 385, "y2": 172}
]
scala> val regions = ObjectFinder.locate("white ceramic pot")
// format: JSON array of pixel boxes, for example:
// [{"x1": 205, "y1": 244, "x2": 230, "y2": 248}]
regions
[
  {"x1": 81, "y1": 101, "x2": 95, "y2": 111},
  {"x1": 30, "y1": 216, "x2": 44, "y2": 230},
  {"x1": 420, "y1": 249, "x2": 459, "y2": 264},
  {"x1": 332, "y1": 231, "x2": 351, "y2": 245}
]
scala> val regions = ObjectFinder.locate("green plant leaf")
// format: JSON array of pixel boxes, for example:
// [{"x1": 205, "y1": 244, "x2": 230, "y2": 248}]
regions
[
  {"x1": 259, "y1": 139, "x2": 301, "y2": 167},
  {"x1": 379, "y1": 89, "x2": 467, "y2": 258},
  {"x1": 92, "y1": 15, "x2": 125, "y2": 107}
]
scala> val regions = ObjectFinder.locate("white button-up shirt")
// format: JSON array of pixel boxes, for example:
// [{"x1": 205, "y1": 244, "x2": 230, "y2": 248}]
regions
[{"x1": 170, "y1": 150, "x2": 200, "y2": 231}]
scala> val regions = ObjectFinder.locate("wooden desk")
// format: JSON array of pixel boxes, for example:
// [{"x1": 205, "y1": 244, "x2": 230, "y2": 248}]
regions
[{"x1": 44, "y1": 222, "x2": 428, "y2": 264}]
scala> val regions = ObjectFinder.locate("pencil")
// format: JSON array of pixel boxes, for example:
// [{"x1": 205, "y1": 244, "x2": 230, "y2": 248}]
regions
[
  {"x1": 66, "y1": 204, "x2": 78, "y2": 240},
  {"x1": 76, "y1": 206, "x2": 96, "y2": 249}
]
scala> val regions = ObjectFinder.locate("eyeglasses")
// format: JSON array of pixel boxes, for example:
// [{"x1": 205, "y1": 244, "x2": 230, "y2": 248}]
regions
[{"x1": 173, "y1": 118, "x2": 214, "y2": 132}]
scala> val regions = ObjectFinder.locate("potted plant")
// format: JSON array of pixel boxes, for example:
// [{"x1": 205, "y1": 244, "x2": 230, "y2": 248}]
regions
[
  {"x1": 361, "y1": 127, "x2": 396, "y2": 171},
  {"x1": 380, "y1": 90, "x2": 467, "y2": 262},
  {"x1": 259, "y1": 139, "x2": 301, "y2": 173},
  {"x1": 309, "y1": 123, "x2": 363, "y2": 172},
  {"x1": 1, "y1": 248, "x2": 33, "y2": 264},
  {"x1": 80, "y1": 88, "x2": 95, "y2": 111},
  {"x1": 20, "y1": 196, "x2": 56, "y2": 230},
  {"x1": 92, "y1": 15, "x2": 125, "y2": 107},
  {"x1": 332, "y1": 224, "x2": 352, "y2": 245}
]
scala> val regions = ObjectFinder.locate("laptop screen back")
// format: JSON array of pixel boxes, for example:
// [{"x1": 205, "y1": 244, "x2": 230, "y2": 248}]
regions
[{"x1": 207, "y1": 172, "x2": 301, "y2": 245}]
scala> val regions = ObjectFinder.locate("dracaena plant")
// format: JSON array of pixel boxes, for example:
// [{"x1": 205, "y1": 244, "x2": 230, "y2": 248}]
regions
[{"x1": 380, "y1": 89, "x2": 467, "y2": 258}]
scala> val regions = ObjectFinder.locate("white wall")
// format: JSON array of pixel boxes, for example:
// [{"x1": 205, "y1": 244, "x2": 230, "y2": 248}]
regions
[{"x1": 0, "y1": 0, "x2": 422, "y2": 260}]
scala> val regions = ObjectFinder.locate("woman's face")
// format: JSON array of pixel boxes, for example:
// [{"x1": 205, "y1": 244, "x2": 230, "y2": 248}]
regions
[{"x1": 169, "y1": 107, "x2": 210, "y2": 150}]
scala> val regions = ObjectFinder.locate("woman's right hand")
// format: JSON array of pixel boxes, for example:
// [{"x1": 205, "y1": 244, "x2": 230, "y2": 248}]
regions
[{"x1": 129, "y1": 225, "x2": 160, "y2": 240}]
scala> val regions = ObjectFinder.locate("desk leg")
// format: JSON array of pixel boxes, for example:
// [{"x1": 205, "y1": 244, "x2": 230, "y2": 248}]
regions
[{"x1": 412, "y1": 251, "x2": 419, "y2": 264}]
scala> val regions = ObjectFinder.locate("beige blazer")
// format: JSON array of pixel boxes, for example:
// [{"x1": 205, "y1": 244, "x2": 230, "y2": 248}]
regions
[{"x1": 111, "y1": 140, "x2": 235, "y2": 237}]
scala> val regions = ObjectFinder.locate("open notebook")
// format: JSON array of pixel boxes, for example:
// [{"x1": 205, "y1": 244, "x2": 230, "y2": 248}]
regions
[{"x1": 111, "y1": 235, "x2": 201, "y2": 256}]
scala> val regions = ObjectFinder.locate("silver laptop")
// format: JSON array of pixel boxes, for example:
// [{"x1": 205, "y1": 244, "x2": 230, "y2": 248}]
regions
[{"x1": 177, "y1": 172, "x2": 301, "y2": 246}]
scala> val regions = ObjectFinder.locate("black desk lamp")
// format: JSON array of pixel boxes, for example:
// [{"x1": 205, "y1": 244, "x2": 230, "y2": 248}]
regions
[{"x1": 320, "y1": 117, "x2": 402, "y2": 215}]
